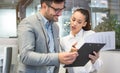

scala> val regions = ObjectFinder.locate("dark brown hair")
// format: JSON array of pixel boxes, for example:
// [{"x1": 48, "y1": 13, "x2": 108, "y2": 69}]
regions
[
  {"x1": 41, "y1": 0, "x2": 65, "y2": 5},
  {"x1": 73, "y1": 8, "x2": 91, "y2": 30}
]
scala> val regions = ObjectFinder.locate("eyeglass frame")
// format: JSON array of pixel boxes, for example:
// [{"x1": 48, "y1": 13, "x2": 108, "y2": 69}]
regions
[{"x1": 46, "y1": 3, "x2": 65, "y2": 14}]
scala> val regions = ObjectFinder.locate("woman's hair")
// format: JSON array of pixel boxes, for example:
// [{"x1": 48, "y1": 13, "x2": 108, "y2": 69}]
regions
[
  {"x1": 41, "y1": 0, "x2": 65, "y2": 5},
  {"x1": 73, "y1": 8, "x2": 91, "y2": 30}
]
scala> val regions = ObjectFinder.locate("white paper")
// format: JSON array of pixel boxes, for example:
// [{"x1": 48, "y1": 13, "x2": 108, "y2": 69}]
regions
[{"x1": 84, "y1": 31, "x2": 115, "y2": 51}]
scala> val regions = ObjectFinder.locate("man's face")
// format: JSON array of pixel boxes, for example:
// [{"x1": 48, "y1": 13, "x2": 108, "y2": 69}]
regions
[{"x1": 44, "y1": 2, "x2": 65, "y2": 22}]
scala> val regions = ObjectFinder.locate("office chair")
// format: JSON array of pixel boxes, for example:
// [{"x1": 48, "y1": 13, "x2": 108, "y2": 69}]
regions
[{"x1": 3, "y1": 47, "x2": 12, "y2": 73}]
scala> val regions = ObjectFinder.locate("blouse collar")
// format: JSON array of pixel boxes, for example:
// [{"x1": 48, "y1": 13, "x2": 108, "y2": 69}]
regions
[{"x1": 69, "y1": 29, "x2": 84, "y2": 38}]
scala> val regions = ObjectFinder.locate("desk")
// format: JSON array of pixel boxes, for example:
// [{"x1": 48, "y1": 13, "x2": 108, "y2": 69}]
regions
[{"x1": 98, "y1": 50, "x2": 120, "y2": 73}]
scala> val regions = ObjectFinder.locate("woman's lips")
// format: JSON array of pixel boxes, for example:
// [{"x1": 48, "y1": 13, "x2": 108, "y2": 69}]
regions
[{"x1": 71, "y1": 26, "x2": 76, "y2": 30}]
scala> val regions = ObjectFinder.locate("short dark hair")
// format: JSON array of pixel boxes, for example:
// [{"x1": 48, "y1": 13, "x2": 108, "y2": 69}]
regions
[
  {"x1": 73, "y1": 8, "x2": 91, "y2": 30},
  {"x1": 40, "y1": 0, "x2": 65, "y2": 5}
]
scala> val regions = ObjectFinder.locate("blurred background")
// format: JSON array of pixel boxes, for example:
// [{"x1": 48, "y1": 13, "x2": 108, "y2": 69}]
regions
[{"x1": 0, "y1": 0, "x2": 120, "y2": 73}]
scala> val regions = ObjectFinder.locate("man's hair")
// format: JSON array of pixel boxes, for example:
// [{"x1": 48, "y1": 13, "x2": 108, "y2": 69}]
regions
[{"x1": 40, "y1": 0, "x2": 65, "y2": 5}]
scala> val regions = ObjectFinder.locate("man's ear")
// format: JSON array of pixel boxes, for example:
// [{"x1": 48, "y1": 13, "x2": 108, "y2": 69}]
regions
[{"x1": 41, "y1": 2, "x2": 47, "y2": 8}]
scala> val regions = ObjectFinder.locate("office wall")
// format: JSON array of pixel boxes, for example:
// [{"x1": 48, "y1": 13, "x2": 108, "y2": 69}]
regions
[
  {"x1": 98, "y1": 51, "x2": 120, "y2": 73},
  {"x1": 0, "y1": 9, "x2": 17, "y2": 38}
]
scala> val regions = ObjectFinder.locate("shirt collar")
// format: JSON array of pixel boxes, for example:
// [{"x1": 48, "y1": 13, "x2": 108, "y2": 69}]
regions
[
  {"x1": 39, "y1": 13, "x2": 53, "y2": 29},
  {"x1": 76, "y1": 29, "x2": 84, "y2": 37},
  {"x1": 39, "y1": 13, "x2": 48, "y2": 25},
  {"x1": 69, "y1": 29, "x2": 84, "y2": 38}
]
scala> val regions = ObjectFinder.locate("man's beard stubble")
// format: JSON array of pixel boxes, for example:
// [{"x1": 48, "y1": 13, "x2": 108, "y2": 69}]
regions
[{"x1": 45, "y1": 11, "x2": 59, "y2": 22}]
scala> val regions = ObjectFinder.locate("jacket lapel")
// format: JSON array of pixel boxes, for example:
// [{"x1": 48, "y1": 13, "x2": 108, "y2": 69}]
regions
[
  {"x1": 36, "y1": 12, "x2": 60, "y2": 53},
  {"x1": 36, "y1": 13, "x2": 49, "y2": 52},
  {"x1": 52, "y1": 23, "x2": 60, "y2": 52}
]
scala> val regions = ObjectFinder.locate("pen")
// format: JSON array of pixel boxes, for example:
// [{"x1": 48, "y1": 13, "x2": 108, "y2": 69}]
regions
[{"x1": 70, "y1": 42, "x2": 78, "y2": 52}]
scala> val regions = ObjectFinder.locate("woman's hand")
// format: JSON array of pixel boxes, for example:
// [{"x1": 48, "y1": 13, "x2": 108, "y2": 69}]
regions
[
  {"x1": 70, "y1": 42, "x2": 78, "y2": 52},
  {"x1": 89, "y1": 51, "x2": 99, "y2": 64}
]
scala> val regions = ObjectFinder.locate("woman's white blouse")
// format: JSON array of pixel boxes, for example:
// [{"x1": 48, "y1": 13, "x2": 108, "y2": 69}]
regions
[{"x1": 60, "y1": 29, "x2": 103, "y2": 73}]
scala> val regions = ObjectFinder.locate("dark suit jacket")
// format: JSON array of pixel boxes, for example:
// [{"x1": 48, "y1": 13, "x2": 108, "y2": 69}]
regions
[{"x1": 18, "y1": 12, "x2": 60, "y2": 73}]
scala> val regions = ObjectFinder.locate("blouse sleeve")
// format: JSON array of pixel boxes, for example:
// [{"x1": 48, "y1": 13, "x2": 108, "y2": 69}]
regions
[{"x1": 90, "y1": 58, "x2": 103, "y2": 72}]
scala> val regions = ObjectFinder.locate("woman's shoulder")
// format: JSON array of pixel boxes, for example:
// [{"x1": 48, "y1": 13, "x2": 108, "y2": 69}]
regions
[
  {"x1": 84, "y1": 30, "x2": 95, "y2": 34},
  {"x1": 83, "y1": 30, "x2": 95, "y2": 37},
  {"x1": 60, "y1": 35, "x2": 70, "y2": 41}
]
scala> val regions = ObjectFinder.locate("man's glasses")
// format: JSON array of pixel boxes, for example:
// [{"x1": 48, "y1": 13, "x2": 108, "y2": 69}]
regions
[{"x1": 47, "y1": 4, "x2": 65, "y2": 14}]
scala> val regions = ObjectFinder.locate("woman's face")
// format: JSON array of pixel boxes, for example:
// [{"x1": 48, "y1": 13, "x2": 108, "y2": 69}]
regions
[{"x1": 70, "y1": 11, "x2": 87, "y2": 35}]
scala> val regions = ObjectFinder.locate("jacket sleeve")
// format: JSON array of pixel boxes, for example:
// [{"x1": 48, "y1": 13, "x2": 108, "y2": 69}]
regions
[{"x1": 18, "y1": 18, "x2": 59, "y2": 67}]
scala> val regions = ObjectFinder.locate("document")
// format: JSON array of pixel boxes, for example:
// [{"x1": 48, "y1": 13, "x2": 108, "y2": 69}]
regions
[
  {"x1": 64, "y1": 31, "x2": 114, "y2": 67},
  {"x1": 84, "y1": 31, "x2": 115, "y2": 51},
  {"x1": 64, "y1": 43, "x2": 105, "y2": 67}
]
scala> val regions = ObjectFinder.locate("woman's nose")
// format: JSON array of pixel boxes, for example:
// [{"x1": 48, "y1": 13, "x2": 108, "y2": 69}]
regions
[{"x1": 72, "y1": 21, "x2": 77, "y2": 26}]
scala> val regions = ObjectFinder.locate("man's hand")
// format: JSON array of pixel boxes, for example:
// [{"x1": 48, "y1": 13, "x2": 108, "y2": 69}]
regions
[{"x1": 58, "y1": 52, "x2": 78, "y2": 65}]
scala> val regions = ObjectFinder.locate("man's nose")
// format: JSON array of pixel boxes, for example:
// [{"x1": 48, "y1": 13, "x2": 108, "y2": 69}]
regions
[{"x1": 56, "y1": 10, "x2": 63, "y2": 16}]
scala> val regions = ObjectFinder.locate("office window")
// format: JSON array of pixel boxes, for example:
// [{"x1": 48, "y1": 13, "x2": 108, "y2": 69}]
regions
[{"x1": 0, "y1": 9, "x2": 17, "y2": 38}]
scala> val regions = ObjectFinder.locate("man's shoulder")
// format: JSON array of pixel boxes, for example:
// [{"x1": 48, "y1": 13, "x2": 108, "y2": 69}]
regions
[
  {"x1": 22, "y1": 14, "x2": 38, "y2": 22},
  {"x1": 19, "y1": 13, "x2": 41, "y2": 26}
]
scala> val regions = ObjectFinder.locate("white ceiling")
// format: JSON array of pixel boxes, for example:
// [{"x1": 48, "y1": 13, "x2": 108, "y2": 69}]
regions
[
  {"x1": 0, "y1": 0, "x2": 18, "y2": 3},
  {"x1": 0, "y1": 0, "x2": 18, "y2": 8}
]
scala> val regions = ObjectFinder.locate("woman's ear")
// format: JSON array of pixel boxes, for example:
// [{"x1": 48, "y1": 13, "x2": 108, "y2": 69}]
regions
[
  {"x1": 83, "y1": 22, "x2": 87, "y2": 27},
  {"x1": 70, "y1": 17, "x2": 72, "y2": 22}
]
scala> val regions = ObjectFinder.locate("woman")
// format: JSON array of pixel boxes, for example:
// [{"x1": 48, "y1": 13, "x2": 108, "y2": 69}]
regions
[{"x1": 60, "y1": 8, "x2": 103, "y2": 73}]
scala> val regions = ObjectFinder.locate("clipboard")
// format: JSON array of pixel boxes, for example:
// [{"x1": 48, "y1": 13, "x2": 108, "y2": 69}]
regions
[{"x1": 64, "y1": 43, "x2": 105, "y2": 67}]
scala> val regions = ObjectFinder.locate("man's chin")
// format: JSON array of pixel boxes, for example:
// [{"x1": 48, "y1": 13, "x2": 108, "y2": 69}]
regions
[
  {"x1": 54, "y1": 17, "x2": 59, "y2": 22},
  {"x1": 52, "y1": 18, "x2": 58, "y2": 22},
  {"x1": 54, "y1": 19, "x2": 58, "y2": 22}
]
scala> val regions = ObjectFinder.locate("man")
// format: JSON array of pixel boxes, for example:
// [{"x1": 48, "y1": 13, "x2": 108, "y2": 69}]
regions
[{"x1": 18, "y1": 0, "x2": 78, "y2": 73}]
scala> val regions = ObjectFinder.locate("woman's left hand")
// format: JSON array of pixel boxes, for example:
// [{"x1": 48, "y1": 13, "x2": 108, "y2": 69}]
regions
[{"x1": 89, "y1": 51, "x2": 99, "y2": 64}]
